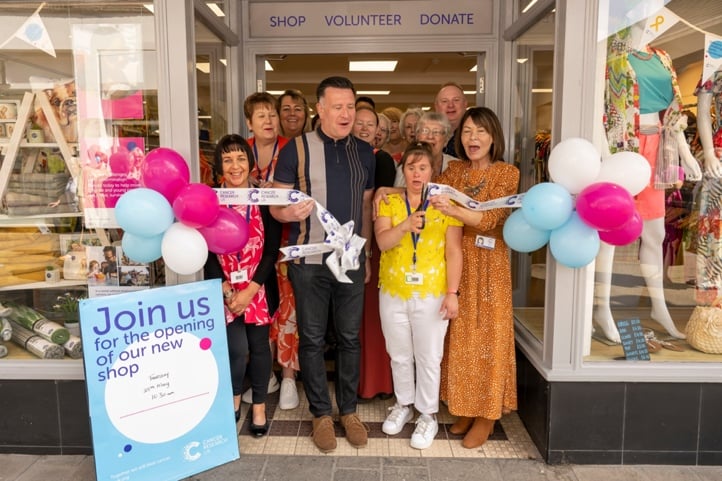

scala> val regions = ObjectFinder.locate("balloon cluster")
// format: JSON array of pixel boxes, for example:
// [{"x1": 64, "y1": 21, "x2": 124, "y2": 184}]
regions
[
  {"x1": 115, "y1": 148, "x2": 249, "y2": 275},
  {"x1": 503, "y1": 138, "x2": 650, "y2": 268}
]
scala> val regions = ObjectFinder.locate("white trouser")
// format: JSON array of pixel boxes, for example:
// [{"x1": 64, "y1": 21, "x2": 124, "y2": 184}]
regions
[{"x1": 379, "y1": 291, "x2": 449, "y2": 415}]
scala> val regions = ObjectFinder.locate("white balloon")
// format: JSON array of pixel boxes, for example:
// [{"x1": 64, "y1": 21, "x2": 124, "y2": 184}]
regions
[
  {"x1": 596, "y1": 151, "x2": 651, "y2": 196},
  {"x1": 548, "y1": 138, "x2": 602, "y2": 194},
  {"x1": 161, "y1": 222, "x2": 209, "y2": 275}
]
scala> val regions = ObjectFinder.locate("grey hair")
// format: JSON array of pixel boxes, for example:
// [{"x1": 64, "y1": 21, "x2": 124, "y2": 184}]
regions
[{"x1": 416, "y1": 111, "x2": 453, "y2": 141}]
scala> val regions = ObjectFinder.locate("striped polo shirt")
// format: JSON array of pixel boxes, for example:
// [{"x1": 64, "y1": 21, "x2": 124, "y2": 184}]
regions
[{"x1": 274, "y1": 128, "x2": 375, "y2": 264}]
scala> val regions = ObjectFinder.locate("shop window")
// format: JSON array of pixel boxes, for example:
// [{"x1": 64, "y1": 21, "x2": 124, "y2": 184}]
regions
[
  {"x1": 591, "y1": 0, "x2": 722, "y2": 362},
  {"x1": 0, "y1": 2, "x2": 159, "y2": 366},
  {"x1": 511, "y1": 9, "x2": 555, "y2": 343}
]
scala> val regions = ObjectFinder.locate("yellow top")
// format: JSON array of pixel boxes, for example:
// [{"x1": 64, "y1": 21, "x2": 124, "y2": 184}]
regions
[{"x1": 378, "y1": 194, "x2": 463, "y2": 300}]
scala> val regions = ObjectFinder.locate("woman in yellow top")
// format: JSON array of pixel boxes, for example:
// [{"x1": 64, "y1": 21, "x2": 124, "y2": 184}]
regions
[{"x1": 374, "y1": 142, "x2": 463, "y2": 450}]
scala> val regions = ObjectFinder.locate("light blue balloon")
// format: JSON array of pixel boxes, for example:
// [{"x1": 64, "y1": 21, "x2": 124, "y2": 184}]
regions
[
  {"x1": 549, "y1": 212, "x2": 600, "y2": 268},
  {"x1": 121, "y1": 232, "x2": 163, "y2": 263},
  {"x1": 115, "y1": 188, "x2": 174, "y2": 236},
  {"x1": 503, "y1": 210, "x2": 551, "y2": 253},
  {"x1": 521, "y1": 182, "x2": 574, "y2": 231}
]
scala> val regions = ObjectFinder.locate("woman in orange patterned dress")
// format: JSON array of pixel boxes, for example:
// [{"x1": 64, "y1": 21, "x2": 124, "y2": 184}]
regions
[{"x1": 429, "y1": 107, "x2": 519, "y2": 449}]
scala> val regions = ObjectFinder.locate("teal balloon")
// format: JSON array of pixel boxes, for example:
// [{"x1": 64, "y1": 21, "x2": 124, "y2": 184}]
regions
[
  {"x1": 122, "y1": 232, "x2": 163, "y2": 263},
  {"x1": 115, "y1": 188, "x2": 174, "y2": 236},
  {"x1": 503, "y1": 210, "x2": 551, "y2": 253},
  {"x1": 549, "y1": 212, "x2": 600, "y2": 268},
  {"x1": 521, "y1": 182, "x2": 573, "y2": 230}
]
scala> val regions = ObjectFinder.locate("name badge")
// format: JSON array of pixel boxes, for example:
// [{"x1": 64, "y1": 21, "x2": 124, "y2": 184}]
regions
[
  {"x1": 404, "y1": 272, "x2": 424, "y2": 285},
  {"x1": 475, "y1": 235, "x2": 496, "y2": 250},
  {"x1": 231, "y1": 269, "x2": 248, "y2": 284}
]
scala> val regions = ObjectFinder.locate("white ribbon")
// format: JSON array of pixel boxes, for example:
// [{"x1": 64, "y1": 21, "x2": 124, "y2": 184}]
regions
[
  {"x1": 215, "y1": 188, "x2": 366, "y2": 283},
  {"x1": 427, "y1": 182, "x2": 524, "y2": 211}
]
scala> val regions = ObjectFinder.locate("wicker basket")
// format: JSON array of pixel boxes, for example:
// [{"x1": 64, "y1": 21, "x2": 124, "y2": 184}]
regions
[{"x1": 686, "y1": 305, "x2": 722, "y2": 354}]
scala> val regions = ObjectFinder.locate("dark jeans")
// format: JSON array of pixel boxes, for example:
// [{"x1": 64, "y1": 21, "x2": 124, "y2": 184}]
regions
[
  {"x1": 288, "y1": 262, "x2": 365, "y2": 417},
  {"x1": 227, "y1": 316, "x2": 271, "y2": 404}
]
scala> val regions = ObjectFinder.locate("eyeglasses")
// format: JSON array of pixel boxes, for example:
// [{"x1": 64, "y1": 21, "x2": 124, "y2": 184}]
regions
[{"x1": 417, "y1": 127, "x2": 445, "y2": 138}]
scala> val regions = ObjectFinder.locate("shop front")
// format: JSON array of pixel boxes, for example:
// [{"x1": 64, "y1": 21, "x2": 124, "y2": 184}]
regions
[{"x1": 0, "y1": 0, "x2": 720, "y2": 465}]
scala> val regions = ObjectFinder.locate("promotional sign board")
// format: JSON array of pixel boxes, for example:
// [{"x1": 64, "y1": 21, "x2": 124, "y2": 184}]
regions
[{"x1": 80, "y1": 279, "x2": 238, "y2": 481}]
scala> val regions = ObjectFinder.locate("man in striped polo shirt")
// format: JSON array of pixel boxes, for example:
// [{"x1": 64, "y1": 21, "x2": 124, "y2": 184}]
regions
[{"x1": 271, "y1": 76, "x2": 375, "y2": 453}]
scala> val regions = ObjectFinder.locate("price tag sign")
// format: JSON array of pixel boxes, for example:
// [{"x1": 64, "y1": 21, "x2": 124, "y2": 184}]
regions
[{"x1": 615, "y1": 318, "x2": 650, "y2": 361}]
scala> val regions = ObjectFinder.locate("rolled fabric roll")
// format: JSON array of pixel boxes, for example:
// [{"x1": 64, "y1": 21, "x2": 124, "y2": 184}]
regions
[{"x1": 10, "y1": 323, "x2": 64, "y2": 359}]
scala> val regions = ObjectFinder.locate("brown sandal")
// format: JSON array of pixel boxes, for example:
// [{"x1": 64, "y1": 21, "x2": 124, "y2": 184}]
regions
[
  {"x1": 659, "y1": 340, "x2": 684, "y2": 352},
  {"x1": 645, "y1": 339, "x2": 662, "y2": 353}
]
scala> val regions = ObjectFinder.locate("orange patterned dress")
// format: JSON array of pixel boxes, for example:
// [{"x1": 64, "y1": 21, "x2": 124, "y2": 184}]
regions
[{"x1": 437, "y1": 160, "x2": 519, "y2": 420}]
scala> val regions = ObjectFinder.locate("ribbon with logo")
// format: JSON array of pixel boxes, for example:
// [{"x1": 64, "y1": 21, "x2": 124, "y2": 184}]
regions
[
  {"x1": 215, "y1": 188, "x2": 366, "y2": 283},
  {"x1": 426, "y1": 182, "x2": 524, "y2": 211}
]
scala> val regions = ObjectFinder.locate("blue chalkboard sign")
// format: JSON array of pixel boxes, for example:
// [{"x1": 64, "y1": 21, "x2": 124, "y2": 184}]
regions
[{"x1": 615, "y1": 318, "x2": 650, "y2": 360}]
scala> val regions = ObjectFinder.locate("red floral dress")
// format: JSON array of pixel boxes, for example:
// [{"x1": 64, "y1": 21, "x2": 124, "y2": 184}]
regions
[{"x1": 218, "y1": 204, "x2": 271, "y2": 326}]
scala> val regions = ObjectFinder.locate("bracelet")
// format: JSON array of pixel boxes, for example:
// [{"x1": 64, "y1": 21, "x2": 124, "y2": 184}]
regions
[
  {"x1": 446, "y1": 290, "x2": 460, "y2": 296},
  {"x1": 364, "y1": 250, "x2": 372, "y2": 259}
]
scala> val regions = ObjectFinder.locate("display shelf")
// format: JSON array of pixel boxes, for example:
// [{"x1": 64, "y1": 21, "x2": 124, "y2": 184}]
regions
[
  {"x1": 0, "y1": 212, "x2": 83, "y2": 225},
  {"x1": 0, "y1": 279, "x2": 87, "y2": 292}
]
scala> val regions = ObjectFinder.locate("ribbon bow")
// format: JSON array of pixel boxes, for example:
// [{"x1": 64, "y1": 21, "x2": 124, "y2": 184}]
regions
[
  {"x1": 214, "y1": 187, "x2": 367, "y2": 282},
  {"x1": 278, "y1": 202, "x2": 366, "y2": 283}
]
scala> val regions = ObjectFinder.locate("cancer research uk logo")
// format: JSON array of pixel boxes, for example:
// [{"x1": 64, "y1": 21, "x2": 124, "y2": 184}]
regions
[
  {"x1": 288, "y1": 190, "x2": 303, "y2": 203},
  {"x1": 248, "y1": 188, "x2": 261, "y2": 203}
]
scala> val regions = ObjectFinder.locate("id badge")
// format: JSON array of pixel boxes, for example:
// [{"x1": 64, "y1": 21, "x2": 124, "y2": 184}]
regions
[
  {"x1": 475, "y1": 235, "x2": 496, "y2": 250},
  {"x1": 231, "y1": 269, "x2": 248, "y2": 284},
  {"x1": 404, "y1": 272, "x2": 424, "y2": 285}
]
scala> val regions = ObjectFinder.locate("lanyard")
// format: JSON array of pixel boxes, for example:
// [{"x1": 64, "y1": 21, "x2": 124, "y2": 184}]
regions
[
  {"x1": 404, "y1": 194, "x2": 429, "y2": 270},
  {"x1": 252, "y1": 138, "x2": 279, "y2": 182},
  {"x1": 226, "y1": 204, "x2": 252, "y2": 263}
]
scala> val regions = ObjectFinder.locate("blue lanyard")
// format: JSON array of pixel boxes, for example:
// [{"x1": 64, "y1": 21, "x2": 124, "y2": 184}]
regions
[
  {"x1": 252, "y1": 138, "x2": 279, "y2": 182},
  {"x1": 404, "y1": 194, "x2": 429, "y2": 270}
]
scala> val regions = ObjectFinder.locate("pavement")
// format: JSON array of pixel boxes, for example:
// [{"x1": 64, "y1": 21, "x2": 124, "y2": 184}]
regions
[{"x1": 3, "y1": 453, "x2": 722, "y2": 481}]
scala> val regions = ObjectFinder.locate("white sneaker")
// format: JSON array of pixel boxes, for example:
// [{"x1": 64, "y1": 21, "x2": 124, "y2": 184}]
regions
[
  {"x1": 241, "y1": 373, "x2": 280, "y2": 404},
  {"x1": 382, "y1": 403, "x2": 413, "y2": 435},
  {"x1": 278, "y1": 378, "x2": 300, "y2": 410},
  {"x1": 410, "y1": 414, "x2": 438, "y2": 450}
]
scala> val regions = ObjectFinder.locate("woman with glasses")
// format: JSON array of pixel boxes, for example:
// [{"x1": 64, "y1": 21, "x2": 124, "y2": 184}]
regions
[
  {"x1": 394, "y1": 112, "x2": 455, "y2": 187},
  {"x1": 375, "y1": 141, "x2": 463, "y2": 449},
  {"x1": 429, "y1": 107, "x2": 519, "y2": 449}
]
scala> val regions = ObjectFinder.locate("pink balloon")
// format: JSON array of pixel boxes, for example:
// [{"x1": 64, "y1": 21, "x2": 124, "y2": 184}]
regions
[
  {"x1": 576, "y1": 182, "x2": 635, "y2": 231},
  {"x1": 140, "y1": 147, "x2": 190, "y2": 203},
  {"x1": 173, "y1": 183, "x2": 220, "y2": 228},
  {"x1": 198, "y1": 207, "x2": 249, "y2": 254},
  {"x1": 599, "y1": 211, "x2": 643, "y2": 246}
]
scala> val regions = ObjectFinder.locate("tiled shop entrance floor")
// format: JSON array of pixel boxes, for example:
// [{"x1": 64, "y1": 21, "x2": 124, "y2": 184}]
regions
[{"x1": 236, "y1": 380, "x2": 540, "y2": 459}]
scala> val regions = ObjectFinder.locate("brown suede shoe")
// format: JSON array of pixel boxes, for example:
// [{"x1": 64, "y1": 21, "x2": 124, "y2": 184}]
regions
[
  {"x1": 311, "y1": 415, "x2": 337, "y2": 453},
  {"x1": 340, "y1": 413, "x2": 369, "y2": 448}
]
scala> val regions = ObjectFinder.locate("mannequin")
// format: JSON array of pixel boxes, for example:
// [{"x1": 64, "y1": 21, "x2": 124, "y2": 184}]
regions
[
  {"x1": 694, "y1": 68, "x2": 722, "y2": 305},
  {"x1": 596, "y1": 25, "x2": 702, "y2": 343}
]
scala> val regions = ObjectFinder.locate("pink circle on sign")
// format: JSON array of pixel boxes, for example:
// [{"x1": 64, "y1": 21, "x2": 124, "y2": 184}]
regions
[{"x1": 199, "y1": 338, "x2": 212, "y2": 350}]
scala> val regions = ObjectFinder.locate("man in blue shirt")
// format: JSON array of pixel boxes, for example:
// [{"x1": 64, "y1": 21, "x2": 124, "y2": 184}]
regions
[{"x1": 271, "y1": 76, "x2": 375, "y2": 453}]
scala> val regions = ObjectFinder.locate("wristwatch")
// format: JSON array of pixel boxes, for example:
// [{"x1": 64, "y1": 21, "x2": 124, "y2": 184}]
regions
[{"x1": 447, "y1": 290, "x2": 460, "y2": 296}]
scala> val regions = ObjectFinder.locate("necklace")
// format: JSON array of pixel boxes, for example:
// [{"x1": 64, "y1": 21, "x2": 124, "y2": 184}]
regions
[
  {"x1": 462, "y1": 167, "x2": 486, "y2": 197},
  {"x1": 630, "y1": 49, "x2": 654, "y2": 61}
]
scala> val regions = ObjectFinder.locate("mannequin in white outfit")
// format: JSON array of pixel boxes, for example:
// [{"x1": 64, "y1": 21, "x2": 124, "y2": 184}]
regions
[{"x1": 595, "y1": 25, "x2": 702, "y2": 343}]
